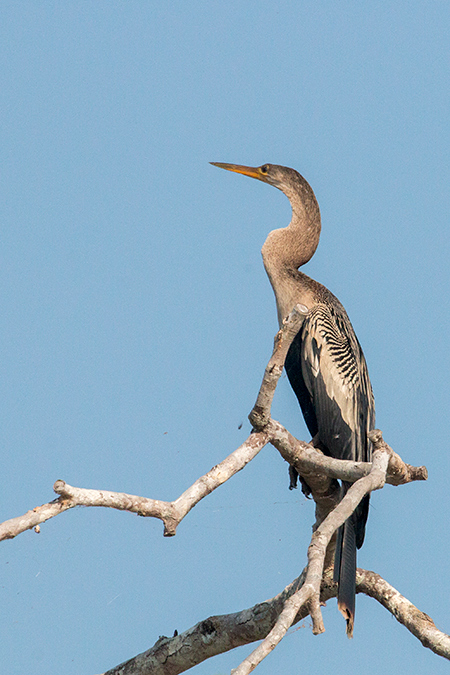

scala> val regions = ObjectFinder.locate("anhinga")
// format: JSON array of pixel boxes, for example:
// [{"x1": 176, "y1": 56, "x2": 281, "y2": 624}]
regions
[{"x1": 211, "y1": 162, "x2": 375, "y2": 637}]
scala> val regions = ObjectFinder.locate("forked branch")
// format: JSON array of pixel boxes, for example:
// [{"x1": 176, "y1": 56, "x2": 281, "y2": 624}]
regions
[
  {"x1": 0, "y1": 306, "x2": 426, "y2": 546},
  {"x1": 231, "y1": 444, "x2": 390, "y2": 675},
  {"x1": 1, "y1": 305, "x2": 438, "y2": 675},
  {"x1": 100, "y1": 564, "x2": 450, "y2": 675}
]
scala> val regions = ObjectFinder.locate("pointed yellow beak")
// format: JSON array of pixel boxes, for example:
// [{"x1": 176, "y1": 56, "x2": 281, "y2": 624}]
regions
[{"x1": 210, "y1": 162, "x2": 262, "y2": 180}]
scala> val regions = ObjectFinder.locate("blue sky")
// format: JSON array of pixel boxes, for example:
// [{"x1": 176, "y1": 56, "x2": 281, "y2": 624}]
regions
[{"x1": 1, "y1": 3, "x2": 449, "y2": 674}]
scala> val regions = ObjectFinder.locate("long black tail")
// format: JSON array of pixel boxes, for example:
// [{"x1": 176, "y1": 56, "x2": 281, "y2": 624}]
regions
[
  {"x1": 334, "y1": 492, "x2": 370, "y2": 638},
  {"x1": 334, "y1": 517, "x2": 357, "y2": 637}
]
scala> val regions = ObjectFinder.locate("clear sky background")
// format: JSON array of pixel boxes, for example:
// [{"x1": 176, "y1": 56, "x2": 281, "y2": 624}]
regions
[{"x1": 1, "y1": 3, "x2": 449, "y2": 674}]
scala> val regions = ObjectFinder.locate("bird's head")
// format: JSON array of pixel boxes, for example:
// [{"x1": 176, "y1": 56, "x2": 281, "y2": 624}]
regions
[
  {"x1": 210, "y1": 161, "x2": 320, "y2": 234},
  {"x1": 210, "y1": 162, "x2": 290, "y2": 191}
]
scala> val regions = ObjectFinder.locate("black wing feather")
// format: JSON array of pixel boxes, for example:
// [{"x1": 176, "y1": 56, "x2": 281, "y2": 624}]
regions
[
  {"x1": 286, "y1": 302, "x2": 374, "y2": 467},
  {"x1": 285, "y1": 301, "x2": 375, "y2": 636}
]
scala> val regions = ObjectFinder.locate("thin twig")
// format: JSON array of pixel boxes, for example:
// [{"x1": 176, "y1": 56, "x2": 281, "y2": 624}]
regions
[{"x1": 0, "y1": 498, "x2": 76, "y2": 541}]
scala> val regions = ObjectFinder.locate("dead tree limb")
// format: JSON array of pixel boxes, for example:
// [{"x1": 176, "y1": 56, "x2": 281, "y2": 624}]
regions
[
  {"x1": 0, "y1": 422, "x2": 424, "y2": 544},
  {"x1": 99, "y1": 564, "x2": 450, "y2": 675},
  {"x1": 231, "y1": 442, "x2": 390, "y2": 674},
  {"x1": 356, "y1": 569, "x2": 450, "y2": 659},
  {"x1": 250, "y1": 303, "x2": 309, "y2": 428},
  {"x1": 0, "y1": 431, "x2": 268, "y2": 541},
  {"x1": 0, "y1": 309, "x2": 425, "y2": 544}
]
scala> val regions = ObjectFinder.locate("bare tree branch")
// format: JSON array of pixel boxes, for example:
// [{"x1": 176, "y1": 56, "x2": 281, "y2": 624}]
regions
[
  {"x1": 356, "y1": 569, "x2": 450, "y2": 659},
  {"x1": 99, "y1": 560, "x2": 450, "y2": 675},
  {"x1": 0, "y1": 432, "x2": 268, "y2": 541},
  {"x1": 231, "y1": 442, "x2": 390, "y2": 674},
  {"x1": 0, "y1": 424, "x2": 425, "y2": 544},
  {"x1": 99, "y1": 571, "x2": 323, "y2": 675},
  {"x1": 267, "y1": 420, "x2": 427, "y2": 487},
  {"x1": 0, "y1": 497, "x2": 76, "y2": 541},
  {"x1": 249, "y1": 304, "x2": 309, "y2": 428},
  {"x1": 0, "y1": 306, "x2": 425, "y2": 544}
]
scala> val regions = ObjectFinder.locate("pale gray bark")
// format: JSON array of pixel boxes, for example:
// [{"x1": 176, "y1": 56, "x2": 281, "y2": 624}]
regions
[
  {"x1": 0, "y1": 432, "x2": 268, "y2": 541},
  {"x1": 99, "y1": 565, "x2": 450, "y2": 675},
  {"x1": 231, "y1": 443, "x2": 391, "y2": 675}
]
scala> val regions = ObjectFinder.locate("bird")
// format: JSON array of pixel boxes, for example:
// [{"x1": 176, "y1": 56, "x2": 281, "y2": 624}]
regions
[{"x1": 211, "y1": 162, "x2": 375, "y2": 637}]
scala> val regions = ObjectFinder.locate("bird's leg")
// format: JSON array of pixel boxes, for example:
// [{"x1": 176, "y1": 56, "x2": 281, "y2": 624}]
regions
[
  {"x1": 288, "y1": 434, "x2": 322, "y2": 495},
  {"x1": 288, "y1": 464, "x2": 299, "y2": 490}
]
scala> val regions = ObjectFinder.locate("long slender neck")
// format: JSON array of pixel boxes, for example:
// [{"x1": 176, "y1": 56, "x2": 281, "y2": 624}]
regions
[{"x1": 261, "y1": 185, "x2": 321, "y2": 326}]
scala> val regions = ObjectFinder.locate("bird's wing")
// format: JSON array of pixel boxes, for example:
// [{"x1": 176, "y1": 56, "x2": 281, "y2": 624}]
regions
[
  {"x1": 296, "y1": 303, "x2": 374, "y2": 464},
  {"x1": 285, "y1": 301, "x2": 375, "y2": 551}
]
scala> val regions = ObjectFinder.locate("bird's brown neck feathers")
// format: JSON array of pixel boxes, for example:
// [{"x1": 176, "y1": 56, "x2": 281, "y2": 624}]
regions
[{"x1": 261, "y1": 176, "x2": 321, "y2": 326}]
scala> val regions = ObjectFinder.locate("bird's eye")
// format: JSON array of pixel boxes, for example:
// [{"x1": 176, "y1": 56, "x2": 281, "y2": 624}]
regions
[{"x1": 260, "y1": 164, "x2": 269, "y2": 174}]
